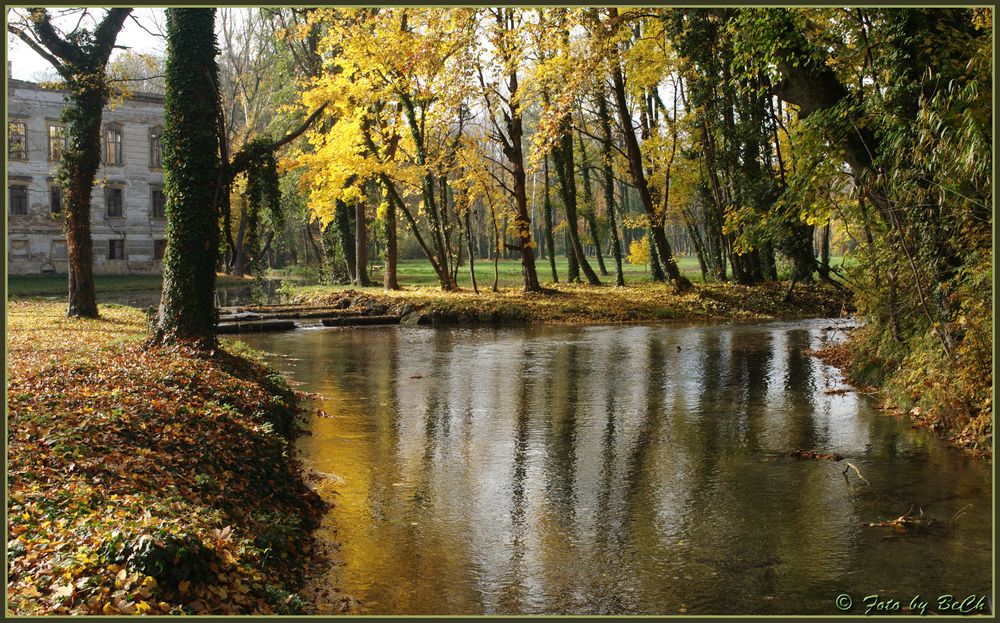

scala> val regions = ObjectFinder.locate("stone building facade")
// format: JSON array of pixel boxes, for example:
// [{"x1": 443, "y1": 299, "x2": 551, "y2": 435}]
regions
[{"x1": 7, "y1": 79, "x2": 167, "y2": 275}]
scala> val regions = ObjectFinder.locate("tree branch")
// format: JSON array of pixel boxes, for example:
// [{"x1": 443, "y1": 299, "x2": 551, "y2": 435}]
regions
[
  {"x1": 229, "y1": 103, "x2": 327, "y2": 179},
  {"x1": 7, "y1": 24, "x2": 67, "y2": 76},
  {"x1": 25, "y1": 8, "x2": 83, "y2": 65}
]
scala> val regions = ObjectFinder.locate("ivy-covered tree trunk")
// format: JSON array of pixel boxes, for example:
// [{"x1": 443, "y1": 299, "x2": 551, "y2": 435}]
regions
[
  {"x1": 8, "y1": 8, "x2": 132, "y2": 318},
  {"x1": 63, "y1": 87, "x2": 103, "y2": 318},
  {"x1": 334, "y1": 199, "x2": 357, "y2": 283},
  {"x1": 818, "y1": 222, "x2": 831, "y2": 282},
  {"x1": 648, "y1": 233, "x2": 666, "y2": 282},
  {"x1": 154, "y1": 8, "x2": 222, "y2": 346}
]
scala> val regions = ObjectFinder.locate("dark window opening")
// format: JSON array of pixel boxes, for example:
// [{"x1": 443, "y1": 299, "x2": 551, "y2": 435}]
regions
[
  {"x1": 106, "y1": 187, "x2": 124, "y2": 218},
  {"x1": 108, "y1": 239, "x2": 125, "y2": 260},
  {"x1": 9, "y1": 185, "x2": 28, "y2": 215},
  {"x1": 50, "y1": 186, "x2": 62, "y2": 214},
  {"x1": 151, "y1": 187, "x2": 166, "y2": 218},
  {"x1": 150, "y1": 127, "x2": 163, "y2": 168}
]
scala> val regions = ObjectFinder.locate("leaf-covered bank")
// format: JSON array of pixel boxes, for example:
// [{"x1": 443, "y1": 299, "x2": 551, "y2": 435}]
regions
[
  {"x1": 816, "y1": 312, "x2": 992, "y2": 457},
  {"x1": 291, "y1": 281, "x2": 851, "y2": 324},
  {"x1": 6, "y1": 302, "x2": 324, "y2": 615}
]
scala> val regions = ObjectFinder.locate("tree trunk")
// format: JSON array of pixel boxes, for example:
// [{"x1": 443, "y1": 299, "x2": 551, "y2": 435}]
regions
[
  {"x1": 231, "y1": 201, "x2": 249, "y2": 276},
  {"x1": 465, "y1": 205, "x2": 478, "y2": 294},
  {"x1": 354, "y1": 200, "x2": 370, "y2": 287},
  {"x1": 503, "y1": 66, "x2": 542, "y2": 293},
  {"x1": 383, "y1": 187, "x2": 400, "y2": 290},
  {"x1": 648, "y1": 233, "x2": 666, "y2": 282},
  {"x1": 305, "y1": 219, "x2": 324, "y2": 272},
  {"x1": 542, "y1": 156, "x2": 558, "y2": 283},
  {"x1": 63, "y1": 87, "x2": 103, "y2": 318},
  {"x1": 17, "y1": 9, "x2": 131, "y2": 318},
  {"x1": 400, "y1": 94, "x2": 454, "y2": 290},
  {"x1": 818, "y1": 220, "x2": 831, "y2": 282},
  {"x1": 597, "y1": 94, "x2": 626, "y2": 287},
  {"x1": 576, "y1": 129, "x2": 608, "y2": 276},
  {"x1": 382, "y1": 173, "x2": 448, "y2": 286},
  {"x1": 608, "y1": 45, "x2": 691, "y2": 291},
  {"x1": 334, "y1": 199, "x2": 357, "y2": 283},
  {"x1": 553, "y1": 121, "x2": 601, "y2": 285},
  {"x1": 155, "y1": 8, "x2": 222, "y2": 346}
]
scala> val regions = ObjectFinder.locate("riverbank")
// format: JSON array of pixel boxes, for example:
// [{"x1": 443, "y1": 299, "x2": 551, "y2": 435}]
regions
[
  {"x1": 6, "y1": 301, "x2": 324, "y2": 615},
  {"x1": 815, "y1": 322, "x2": 992, "y2": 457},
  {"x1": 290, "y1": 280, "x2": 852, "y2": 324}
]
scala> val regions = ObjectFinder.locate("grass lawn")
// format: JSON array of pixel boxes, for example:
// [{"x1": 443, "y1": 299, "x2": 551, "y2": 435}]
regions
[
  {"x1": 7, "y1": 273, "x2": 251, "y2": 298},
  {"x1": 353, "y1": 256, "x2": 702, "y2": 289},
  {"x1": 317, "y1": 255, "x2": 853, "y2": 290}
]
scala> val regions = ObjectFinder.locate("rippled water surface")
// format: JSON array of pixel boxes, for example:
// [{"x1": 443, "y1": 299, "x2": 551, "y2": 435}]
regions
[{"x1": 235, "y1": 320, "x2": 992, "y2": 615}]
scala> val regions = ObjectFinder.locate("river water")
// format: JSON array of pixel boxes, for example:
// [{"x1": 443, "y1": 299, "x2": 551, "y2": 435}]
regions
[{"x1": 233, "y1": 319, "x2": 992, "y2": 615}]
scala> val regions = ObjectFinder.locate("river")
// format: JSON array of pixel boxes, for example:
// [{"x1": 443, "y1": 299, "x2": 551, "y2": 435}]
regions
[{"x1": 233, "y1": 319, "x2": 992, "y2": 615}]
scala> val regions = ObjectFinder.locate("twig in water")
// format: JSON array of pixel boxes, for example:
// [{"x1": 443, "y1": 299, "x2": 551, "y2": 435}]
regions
[
  {"x1": 950, "y1": 504, "x2": 973, "y2": 523},
  {"x1": 843, "y1": 461, "x2": 871, "y2": 486}
]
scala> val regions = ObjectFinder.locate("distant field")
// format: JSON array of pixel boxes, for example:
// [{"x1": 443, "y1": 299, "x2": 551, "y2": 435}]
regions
[
  {"x1": 360, "y1": 256, "x2": 702, "y2": 289},
  {"x1": 8, "y1": 255, "x2": 852, "y2": 298},
  {"x1": 332, "y1": 255, "x2": 851, "y2": 289}
]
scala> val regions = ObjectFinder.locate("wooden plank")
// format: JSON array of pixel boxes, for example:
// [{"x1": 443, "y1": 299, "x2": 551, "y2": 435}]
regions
[
  {"x1": 218, "y1": 310, "x2": 369, "y2": 323},
  {"x1": 216, "y1": 319, "x2": 297, "y2": 334}
]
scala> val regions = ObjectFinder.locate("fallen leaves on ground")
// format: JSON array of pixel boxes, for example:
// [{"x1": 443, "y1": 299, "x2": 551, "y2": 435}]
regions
[
  {"x1": 294, "y1": 280, "x2": 851, "y2": 324},
  {"x1": 7, "y1": 302, "x2": 324, "y2": 615}
]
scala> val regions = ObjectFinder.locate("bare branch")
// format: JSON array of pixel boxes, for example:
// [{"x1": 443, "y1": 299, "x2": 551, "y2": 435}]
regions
[{"x1": 7, "y1": 23, "x2": 67, "y2": 76}]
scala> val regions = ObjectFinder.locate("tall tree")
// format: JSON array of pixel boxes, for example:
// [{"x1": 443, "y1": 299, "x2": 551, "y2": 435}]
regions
[
  {"x1": 602, "y1": 9, "x2": 692, "y2": 291},
  {"x1": 8, "y1": 8, "x2": 132, "y2": 317},
  {"x1": 595, "y1": 90, "x2": 626, "y2": 286},
  {"x1": 153, "y1": 8, "x2": 223, "y2": 345},
  {"x1": 476, "y1": 7, "x2": 543, "y2": 292},
  {"x1": 542, "y1": 154, "x2": 559, "y2": 282}
]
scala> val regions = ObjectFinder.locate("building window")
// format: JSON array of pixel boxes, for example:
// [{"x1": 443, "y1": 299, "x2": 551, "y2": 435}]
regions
[
  {"x1": 9, "y1": 185, "x2": 28, "y2": 216},
  {"x1": 154, "y1": 239, "x2": 167, "y2": 261},
  {"x1": 150, "y1": 126, "x2": 163, "y2": 168},
  {"x1": 9, "y1": 120, "x2": 27, "y2": 160},
  {"x1": 48, "y1": 125, "x2": 67, "y2": 161},
  {"x1": 151, "y1": 186, "x2": 166, "y2": 218},
  {"x1": 49, "y1": 185, "x2": 63, "y2": 214},
  {"x1": 108, "y1": 239, "x2": 125, "y2": 260},
  {"x1": 105, "y1": 124, "x2": 123, "y2": 165},
  {"x1": 51, "y1": 239, "x2": 67, "y2": 261},
  {"x1": 105, "y1": 186, "x2": 124, "y2": 218}
]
